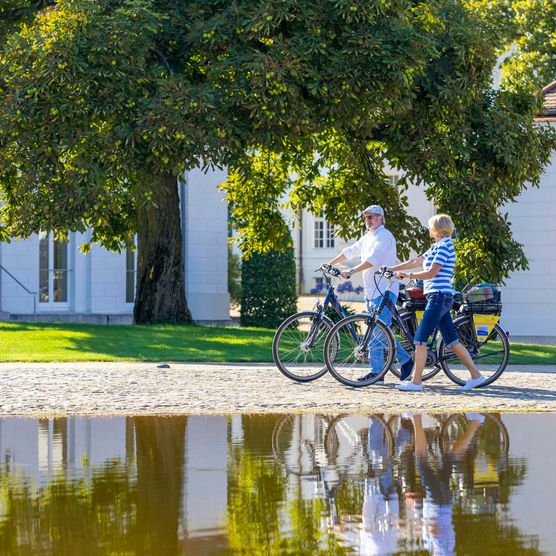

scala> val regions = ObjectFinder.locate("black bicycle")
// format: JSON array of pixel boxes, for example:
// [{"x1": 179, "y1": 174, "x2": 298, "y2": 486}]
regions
[
  {"x1": 272, "y1": 264, "x2": 355, "y2": 382},
  {"x1": 324, "y1": 268, "x2": 510, "y2": 387}
]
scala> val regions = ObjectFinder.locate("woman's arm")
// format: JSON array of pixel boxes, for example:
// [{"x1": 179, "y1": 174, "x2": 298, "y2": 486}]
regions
[
  {"x1": 397, "y1": 263, "x2": 442, "y2": 281},
  {"x1": 391, "y1": 256, "x2": 424, "y2": 272}
]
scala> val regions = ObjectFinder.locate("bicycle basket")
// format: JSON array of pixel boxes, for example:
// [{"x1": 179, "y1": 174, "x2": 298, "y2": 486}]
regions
[
  {"x1": 406, "y1": 286, "x2": 425, "y2": 300},
  {"x1": 467, "y1": 300, "x2": 502, "y2": 315},
  {"x1": 466, "y1": 283, "x2": 499, "y2": 303}
]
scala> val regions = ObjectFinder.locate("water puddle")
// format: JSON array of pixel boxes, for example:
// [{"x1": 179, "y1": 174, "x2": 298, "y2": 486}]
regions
[{"x1": 0, "y1": 413, "x2": 554, "y2": 554}]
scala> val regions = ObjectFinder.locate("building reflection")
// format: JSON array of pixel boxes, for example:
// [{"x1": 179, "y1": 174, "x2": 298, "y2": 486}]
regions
[{"x1": 0, "y1": 413, "x2": 549, "y2": 554}]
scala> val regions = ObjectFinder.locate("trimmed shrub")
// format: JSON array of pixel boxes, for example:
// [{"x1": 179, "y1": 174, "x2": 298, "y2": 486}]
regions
[{"x1": 240, "y1": 247, "x2": 297, "y2": 328}]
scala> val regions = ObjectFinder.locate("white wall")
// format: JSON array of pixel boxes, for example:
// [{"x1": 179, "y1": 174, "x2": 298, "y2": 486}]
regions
[
  {"x1": 501, "y1": 144, "x2": 556, "y2": 336},
  {"x1": 0, "y1": 168, "x2": 232, "y2": 322},
  {"x1": 183, "y1": 167, "x2": 230, "y2": 322},
  {"x1": 88, "y1": 242, "x2": 129, "y2": 314},
  {"x1": 0, "y1": 238, "x2": 38, "y2": 313}
]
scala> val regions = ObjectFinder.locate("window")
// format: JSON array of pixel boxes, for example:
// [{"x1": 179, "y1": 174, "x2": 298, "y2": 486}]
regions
[
  {"x1": 126, "y1": 248, "x2": 136, "y2": 303},
  {"x1": 387, "y1": 174, "x2": 399, "y2": 188},
  {"x1": 39, "y1": 232, "x2": 69, "y2": 304},
  {"x1": 314, "y1": 214, "x2": 335, "y2": 249}
]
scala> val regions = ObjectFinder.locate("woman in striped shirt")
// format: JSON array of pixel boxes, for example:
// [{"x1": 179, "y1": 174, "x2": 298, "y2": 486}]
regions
[{"x1": 391, "y1": 214, "x2": 484, "y2": 392}]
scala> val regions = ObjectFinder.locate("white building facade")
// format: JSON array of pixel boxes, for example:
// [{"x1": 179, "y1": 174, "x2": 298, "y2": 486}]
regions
[{"x1": 0, "y1": 167, "x2": 230, "y2": 324}]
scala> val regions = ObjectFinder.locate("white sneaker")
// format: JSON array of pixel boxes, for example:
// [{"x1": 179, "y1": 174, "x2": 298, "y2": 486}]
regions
[
  {"x1": 459, "y1": 375, "x2": 485, "y2": 392},
  {"x1": 397, "y1": 382, "x2": 423, "y2": 392}
]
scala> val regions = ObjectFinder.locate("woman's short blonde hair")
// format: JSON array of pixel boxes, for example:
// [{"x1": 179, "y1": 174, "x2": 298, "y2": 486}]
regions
[{"x1": 428, "y1": 214, "x2": 454, "y2": 237}]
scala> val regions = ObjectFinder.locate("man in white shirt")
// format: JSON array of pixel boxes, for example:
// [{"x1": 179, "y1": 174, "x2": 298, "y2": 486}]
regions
[{"x1": 326, "y1": 205, "x2": 413, "y2": 381}]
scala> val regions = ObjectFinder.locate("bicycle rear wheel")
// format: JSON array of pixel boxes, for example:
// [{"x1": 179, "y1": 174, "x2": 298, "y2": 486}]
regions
[
  {"x1": 324, "y1": 314, "x2": 395, "y2": 387},
  {"x1": 273, "y1": 311, "x2": 334, "y2": 382},
  {"x1": 440, "y1": 413, "x2": 509, "y2": 457},
  {"x1": 389, "y1": 311, "x2": 442, "y2": 382},
  {"x1": 439, "y1": 315, "x2": 509, "y2": 386}
]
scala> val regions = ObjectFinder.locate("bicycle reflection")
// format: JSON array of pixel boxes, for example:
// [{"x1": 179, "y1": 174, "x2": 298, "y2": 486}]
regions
[{"x1": 272, "y1": 412, "x2": 521, "y2": 555}]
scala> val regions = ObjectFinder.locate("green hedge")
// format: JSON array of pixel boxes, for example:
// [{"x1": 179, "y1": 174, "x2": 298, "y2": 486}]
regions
[{"x1": 240, "y1": 247, "x2": 297, "y2": 328}]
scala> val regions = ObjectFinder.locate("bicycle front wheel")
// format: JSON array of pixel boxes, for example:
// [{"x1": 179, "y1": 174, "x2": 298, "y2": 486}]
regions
[
  {"x1": 439, "y1": 315, "x2": 510, "y2": 386},
  {"x1": 272, "y1": 311, "x2": 333, "y2": 382},
  {"x1": 324, "y1": 314, "x2": 395, "y2": 387}
]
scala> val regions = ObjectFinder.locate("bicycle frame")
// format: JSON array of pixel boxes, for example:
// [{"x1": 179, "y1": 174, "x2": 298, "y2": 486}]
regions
[
  {"x1": 366, "y1": 277, "x2": 444, "y2": 365},
  {"x1": 305, "y1": 272, "x2": 352, "y2": 348}
]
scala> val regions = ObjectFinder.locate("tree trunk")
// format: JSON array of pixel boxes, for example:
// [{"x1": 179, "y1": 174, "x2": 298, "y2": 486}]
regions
[{"x1": 134, "y1": 172, "x2": 192, "y2": 324}]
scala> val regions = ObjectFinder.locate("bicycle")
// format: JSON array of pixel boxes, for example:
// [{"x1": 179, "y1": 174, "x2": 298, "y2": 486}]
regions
[
  {"x1": 436, "y1": 285, "x2": 510, "y2": 386},
  {"x1": 323, "y1": 268, "x2": 510, "y2": 388},
  {"x1": 323, "y1": 268, "x2": 440, "y2": 387},
  {"x1": 272, "y1": 264, "x2": 354, "y2": 382}
]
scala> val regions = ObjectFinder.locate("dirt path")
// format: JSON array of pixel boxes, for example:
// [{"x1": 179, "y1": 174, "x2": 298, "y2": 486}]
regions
[{"x1": 1, "y1": 362, "x2": 555, "y2": 416}]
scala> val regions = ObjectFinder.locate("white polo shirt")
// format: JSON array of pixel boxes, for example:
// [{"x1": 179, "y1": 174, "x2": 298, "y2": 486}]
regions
[{"x1": 342, "y1": 225, "x2": 399, "y2": 299}]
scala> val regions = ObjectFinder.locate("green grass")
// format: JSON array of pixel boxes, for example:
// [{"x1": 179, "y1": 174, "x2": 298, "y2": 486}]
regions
[
  {"x1": 0, "y1": 322, "x2": 275, "y2": 362},
  {"x1": 0, "y1": 322, "x2": 555, "y2": 365}
]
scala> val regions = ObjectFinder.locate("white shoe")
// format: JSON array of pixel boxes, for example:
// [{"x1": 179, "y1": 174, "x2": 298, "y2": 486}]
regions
[
  {"x1": 459, "y1": 375, "x2": 485, "y2": 392},
  {"x1": 397, "y1": 382, "x2": 423, "y2": 392}
]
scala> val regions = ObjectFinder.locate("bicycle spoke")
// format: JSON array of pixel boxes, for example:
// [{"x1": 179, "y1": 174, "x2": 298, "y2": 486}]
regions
[
  {"x1": 440, "y1": 316, "x2": 509, "y2": 386},
  {"x1": 273, "y1": 312, "x2": 333, "y2": 382},
  {"x1": 325, "y1": 316, "x2": 395, "y2": 387}
]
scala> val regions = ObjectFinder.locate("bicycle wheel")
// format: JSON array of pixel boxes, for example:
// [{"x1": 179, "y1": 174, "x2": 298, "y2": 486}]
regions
[
  {"x1": 389, "y1": 311, "x2": 442, "y2": 382},
  {"x1": 272, "y1": 414, "x2": 336, "y2": 475},
  {"x1": 439, "y1": 315, "x2": 510, "y2": 386},
  {"x1": 272, "y1": 311, "x2": 334, "y2": 382},
  {"x1": 324, "y1": 314, "x2": 395, "y2": 387},
  {"x1": 440, "y1": 413, "x2": 509, "y2": 457},
  {"x1": 324, "y1": 414, "x2": 395, "y2": 474}
]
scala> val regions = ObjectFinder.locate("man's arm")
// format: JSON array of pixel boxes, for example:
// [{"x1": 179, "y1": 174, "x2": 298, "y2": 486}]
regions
[{"x1": 326, "y1": 253, "x2": 348, "y2": 266}]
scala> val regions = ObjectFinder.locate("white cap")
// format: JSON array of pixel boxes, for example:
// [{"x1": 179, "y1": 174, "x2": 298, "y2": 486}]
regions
[{"x1": 362, "y1": 205, "x2": 384, "y2": 217}]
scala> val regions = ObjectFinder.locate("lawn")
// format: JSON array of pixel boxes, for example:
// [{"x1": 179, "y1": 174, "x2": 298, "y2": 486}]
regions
[
  {"x1": 0, "y1": 322, "x2": 275, "y2": 362},
  {"x1": 0, "y1": 322, "x2": 555, "y2": 365}
]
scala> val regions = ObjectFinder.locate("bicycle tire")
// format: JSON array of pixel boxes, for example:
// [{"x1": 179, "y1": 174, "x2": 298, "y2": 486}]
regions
[
  {"x1": 440, "y1": 413, "x2": 509, "y2": 457},
  {"x1": 324, "y1": 414, "x2": 395, "y2": 473},
  {"x1": 272, "y1": 311, "x2": 334, "y2": 382},
  {"x1": 324, "y1": 314, "x2": 395, "y2": 387},
  {"x1": 439, "y1": 315, "x2": 510, "y2": 386},
  {"x1": 389, "y1": 311, "x2": 442, "y2": 382},
  {"x1": 271, "y1": 414, "x2": 334, "y2": 475}
]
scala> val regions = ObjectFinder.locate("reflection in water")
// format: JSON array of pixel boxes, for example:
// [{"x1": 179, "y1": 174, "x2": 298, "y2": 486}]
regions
[{"x1": 0, "y1": 413, "x2": 551, "y2": 554}]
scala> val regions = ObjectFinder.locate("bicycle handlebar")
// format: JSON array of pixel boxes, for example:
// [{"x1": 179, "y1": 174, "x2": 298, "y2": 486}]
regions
[
  {"x1": 318, "y1": 264, "x2": 342, "y2": 277},
  {"x1": 374, "y1": 266, "x2": 395, "y2": 279}
]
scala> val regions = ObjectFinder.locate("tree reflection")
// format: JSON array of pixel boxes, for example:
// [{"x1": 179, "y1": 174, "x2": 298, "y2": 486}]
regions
[{"x1": 0, "y1": 416, "x2": 187, "y2": 555}]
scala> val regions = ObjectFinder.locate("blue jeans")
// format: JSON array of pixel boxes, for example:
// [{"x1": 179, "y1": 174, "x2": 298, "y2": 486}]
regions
[
  {"x1": 414, "y1": 292, "x2": 459, "y2": 347},
  {"x1": 366, "y1": 292, "x2": 411, "y2": 373}
]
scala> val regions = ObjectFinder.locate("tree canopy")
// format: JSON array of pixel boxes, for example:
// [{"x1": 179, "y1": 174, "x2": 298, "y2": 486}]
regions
[{"x1": 0, "y1": 0, "x2": 555, "y2": 322}]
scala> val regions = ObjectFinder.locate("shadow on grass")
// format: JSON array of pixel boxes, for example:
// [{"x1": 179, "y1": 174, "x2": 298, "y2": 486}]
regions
[{"x1": 0, "y1": 323, "x2": 276, "y2": 362}]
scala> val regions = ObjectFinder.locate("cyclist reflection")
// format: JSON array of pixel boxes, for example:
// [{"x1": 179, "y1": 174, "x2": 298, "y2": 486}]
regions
[{"x1": 403, "y1": 413, "x2": 484, "y2": 555}]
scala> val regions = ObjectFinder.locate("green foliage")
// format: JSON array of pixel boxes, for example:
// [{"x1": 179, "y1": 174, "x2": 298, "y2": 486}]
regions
[
  {"x1": 240, "y1": 245, "x2": 297, "y2": 328},
  {"x1": 497, "y1": 0, "x2": 556, "y2": 93},
  {"x1": 1, "y1": 0, "x2": 555, "y2": 290},
  {"x1": 228, "y1": 244, "x2": 242, "y2": 308},
  {"x1": 218, "y1": 0, "x2": 556, "y2": 282}
]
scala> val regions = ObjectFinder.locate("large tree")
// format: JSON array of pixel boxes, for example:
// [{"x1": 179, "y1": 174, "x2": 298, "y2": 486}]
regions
[
  {"x1": 217, "y1": 0, "x2": 556, "y2": 283},
  {"x1": 0, "y1": 0, "x2": 554, "y2": 326},
  {"x1": 0, "y1": 0, "x2": 224, "y2": 322}
]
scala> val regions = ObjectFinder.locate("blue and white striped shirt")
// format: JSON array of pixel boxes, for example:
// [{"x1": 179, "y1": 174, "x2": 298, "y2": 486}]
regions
[{"x1": 421, "y1": 237, "x2": 456, "y2": 294}]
